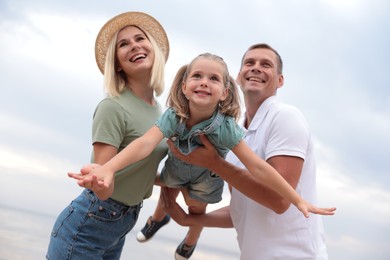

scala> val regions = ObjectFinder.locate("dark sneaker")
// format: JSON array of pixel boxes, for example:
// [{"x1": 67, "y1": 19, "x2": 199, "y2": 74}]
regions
[
  {"x1": 174, "y1": 238, "x2": 197, "y2": 260},
  {"x1": 136, "y1": 215, "x2": 170, "y2": 242}
]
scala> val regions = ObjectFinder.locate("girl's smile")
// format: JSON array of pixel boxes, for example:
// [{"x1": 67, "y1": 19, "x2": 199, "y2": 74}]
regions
[{"x1": 182, "y1": 58, "x2": 227, "y2": 111}]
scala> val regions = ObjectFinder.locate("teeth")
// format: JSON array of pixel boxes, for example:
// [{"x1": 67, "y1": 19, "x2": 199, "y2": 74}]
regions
[
  {"x1": 248, "y1": 77, "x2": 264, "y2": 83},
  {"x1": 195, "y1": 91, "x2": 210, "y2": 95},
  {"x1": 131, "y1": 54, "x2": 146, "y2": 62}
]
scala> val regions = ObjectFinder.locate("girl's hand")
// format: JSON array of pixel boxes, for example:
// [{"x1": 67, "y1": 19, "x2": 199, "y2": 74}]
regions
[
  {"x1": 68, "y1": 163, "x2": 103, "y2": 188},
  {"x1": 68, "y1": 163, "x2": 115, "y2": 200},
  {"x1": 297, "y1": 201, "x2": 336, "y2": 218}
]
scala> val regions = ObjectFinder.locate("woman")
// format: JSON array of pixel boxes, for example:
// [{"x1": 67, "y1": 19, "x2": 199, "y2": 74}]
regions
[{"x1": 46, "y1": 11, "x2": 169, "y2": 260}]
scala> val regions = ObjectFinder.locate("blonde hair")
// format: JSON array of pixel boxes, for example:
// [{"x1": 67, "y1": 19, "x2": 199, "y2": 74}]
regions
[
  {"x1": 103, "y1": 26, "x2": 165, "y2": 97},
  {"x1": 167, "y1": 53, "x2": 241, "y2": 122}
]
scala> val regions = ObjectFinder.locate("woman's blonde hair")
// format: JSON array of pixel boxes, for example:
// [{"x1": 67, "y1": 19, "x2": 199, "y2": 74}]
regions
[
  {"x1": 103, "y1": 26, "x2": 165, "y2": 97},
  {"x1": 167, "y1": 53, "x2": 241, "y2": 122}
]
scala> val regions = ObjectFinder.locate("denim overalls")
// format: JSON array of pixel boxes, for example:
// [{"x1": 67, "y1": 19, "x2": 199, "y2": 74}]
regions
[{"x1": 160, "y1": 111, "x2": 227, "y2": 204}]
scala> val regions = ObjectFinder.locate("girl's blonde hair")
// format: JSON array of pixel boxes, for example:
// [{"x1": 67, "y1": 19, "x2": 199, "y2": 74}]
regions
[
  {"x1": 167, "y1": 53, "x2": 241, "y2": 122},
  {"x1": 103, "y1": 26, "x2": 165, "y2": 97}
]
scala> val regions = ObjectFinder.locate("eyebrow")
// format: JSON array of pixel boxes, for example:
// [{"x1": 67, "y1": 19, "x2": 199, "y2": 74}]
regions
[
  {"x1": 244, "y1": 57, "x2": 274, "y2": 65},
  {"x1": 117, "y1": 33, "x2": 145, "y2": 44}
]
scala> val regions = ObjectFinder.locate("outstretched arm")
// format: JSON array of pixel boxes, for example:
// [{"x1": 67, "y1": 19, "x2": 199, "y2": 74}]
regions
[
  {"x1": 68, "y1": 126, "x2": 164, "y2": 199},
  {"x1": 69, "y1": 163, "x2": 115, "y2": 199},
  {"x1": 231, "y1": 140, "x2": 329, "y2": 217},
  {"x1": 160, "y1": 187, "x2": 233, "y2": 228},
  {"x1": 68, "y1": 142, "x2": 116, "y2": 199},
  {"x1": 168, "y1": 135, "x2": 336, "y2": 217}
]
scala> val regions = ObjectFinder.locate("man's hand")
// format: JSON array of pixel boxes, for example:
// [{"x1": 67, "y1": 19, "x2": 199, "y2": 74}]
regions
[
  {"x1": 160, "y1": 187, "x2": 192, "y2": 226},
  {"x1": 167, "y1": 134, "x2": 221, "y2": 171}
]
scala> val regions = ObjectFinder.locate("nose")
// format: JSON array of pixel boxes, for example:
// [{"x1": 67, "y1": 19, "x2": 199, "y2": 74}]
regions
[
  {"x1": 251, "y1": 62, "x2": 262, "y2": 73},
  {"x1": 200, "y1": 77, "x2": 209, "y2": 87},
  {"x1": 130, "y1": 40, "x2": 140, "y2": 51}
]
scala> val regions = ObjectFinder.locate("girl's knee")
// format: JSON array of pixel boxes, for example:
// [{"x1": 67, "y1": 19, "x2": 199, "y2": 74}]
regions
[{"x1": 188, "y1": 203, "x2": 207, "y2": 214}]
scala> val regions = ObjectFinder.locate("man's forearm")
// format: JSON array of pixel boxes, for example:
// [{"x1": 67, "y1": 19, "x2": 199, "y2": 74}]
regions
[{"x1": 211, "y1": 157, "x2": 288, "y2": 213}]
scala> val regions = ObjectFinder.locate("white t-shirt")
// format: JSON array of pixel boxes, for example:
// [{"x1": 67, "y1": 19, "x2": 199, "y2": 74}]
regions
[{"x1": 227, "y1": 96, "x2": 328, "y2": 260}]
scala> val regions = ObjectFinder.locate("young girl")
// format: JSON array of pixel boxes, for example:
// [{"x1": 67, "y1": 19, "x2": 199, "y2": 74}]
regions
[{"x1": 70, "y1": 53, "x2": 334, "y2": 259}]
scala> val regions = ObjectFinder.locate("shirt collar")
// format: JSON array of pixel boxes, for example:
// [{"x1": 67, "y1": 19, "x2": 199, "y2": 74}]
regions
[{"x1": 244, "y1": 96, "x2": 277, "y2": 131}]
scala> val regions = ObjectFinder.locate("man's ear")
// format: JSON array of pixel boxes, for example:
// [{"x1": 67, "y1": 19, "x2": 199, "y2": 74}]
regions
[{"x1": 277, "y1": 74, "x2": 284, "y2": 89}]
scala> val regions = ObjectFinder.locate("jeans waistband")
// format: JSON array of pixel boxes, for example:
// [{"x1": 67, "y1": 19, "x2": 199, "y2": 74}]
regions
[{"x1": 83, "y1": 189, "x2": 143, "y2": 212}]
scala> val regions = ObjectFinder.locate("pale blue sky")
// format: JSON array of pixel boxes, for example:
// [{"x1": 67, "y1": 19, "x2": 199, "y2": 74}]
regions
[{"x1": 1, "y1": 0, "x2": 389, "y2": 259}]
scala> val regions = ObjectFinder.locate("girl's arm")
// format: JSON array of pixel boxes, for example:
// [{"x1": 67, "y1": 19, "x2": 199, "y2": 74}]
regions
[
  {"x1": 85, "y1": 143, "x2": 118, "y2": 199},
  {"x1": 160, "y1": 187, "x2": 233, "y2": 228},
  {"x1": 231, "y1": 140, "x2": 317, "y2": 217},
  {"x1": 102, "y1": 125, "x2": 164, "y2": 175},
  {"x1": 69, "y1": 126, "x2": 164, "y2": 198},
  {"x1": 167, "y1": 134, "x2": 335, "y2": 216}
]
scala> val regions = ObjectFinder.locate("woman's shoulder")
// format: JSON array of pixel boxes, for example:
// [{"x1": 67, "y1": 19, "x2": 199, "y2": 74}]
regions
[{"x1": 95, "y1": 97, "x2": 122, "y2": 111}]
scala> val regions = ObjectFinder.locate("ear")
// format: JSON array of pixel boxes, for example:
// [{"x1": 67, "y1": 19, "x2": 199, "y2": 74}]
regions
[
  {"x1": 236, "y1": 72, "x2": 242, "y2": 86},
  {"x1": 220, "y1": 86, "x2": 229, "y2": 101},
  {"x1": 181, "y1": 80, "x2": 191, "y2": 100},
  {"x1": 277, "y1": 74, "x2": 284, "y2": 89},
  {"x1": 181, "y1": 81, "x2": 187, "y2": 95}
]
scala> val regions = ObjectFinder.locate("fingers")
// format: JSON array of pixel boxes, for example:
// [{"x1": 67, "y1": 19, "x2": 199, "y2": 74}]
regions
[
  {"x1": 160, "y1": 187, "x2": 180, "y2": 210},
  {"x1": 98, "y1": 179, "x2": 106, "y2": 187},
  {"x1": 198, "y1": 134, "x2": 212, "y2": 148},
  {"x1": 68, "y1": 172, "x2": 83, "y2": 180},
  {"x1": 308, "y1": 206, "x2": 336, "y2": 216},
  {"x1": 166, "y1": 139, "x2": 175, "y2": 151},
  {"x1": 317, "y1": 207, "x2": 336, "y2": 215},
  {"x1": 167, "y1": 139, "x2": 185, "y2": 160},
  {"x1": 68, "y1": 171, "x2": 93, "y2": 188},
  {"x1": 160, "y1": 187, "x2": 169, "y2": 209},
  {"x1": 80, "y1": 163, "x2": 101, "y2": 175}
]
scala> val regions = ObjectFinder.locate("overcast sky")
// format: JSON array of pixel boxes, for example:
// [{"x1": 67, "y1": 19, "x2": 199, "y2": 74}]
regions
[{"x1": 1, "y1": 0, "x2": 389, "y2": 259}]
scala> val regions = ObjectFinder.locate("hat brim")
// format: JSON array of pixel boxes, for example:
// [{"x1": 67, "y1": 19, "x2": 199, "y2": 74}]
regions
[{"x1": 95, "y1": 12, "x2": 169, "y2": 74}]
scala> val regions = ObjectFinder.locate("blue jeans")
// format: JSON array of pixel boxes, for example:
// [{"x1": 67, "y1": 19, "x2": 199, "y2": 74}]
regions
[{"x1": 46, "y1": 189, "x2": 142, "y2": 260}]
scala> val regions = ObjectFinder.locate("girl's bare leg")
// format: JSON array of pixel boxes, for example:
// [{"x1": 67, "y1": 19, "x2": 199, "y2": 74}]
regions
[
  {"x1": 152, "y1": 175, "x2": 179, "y2": 221},
  {"x1": 181, "y1": 188, "x2": 207, "y2": 246}
]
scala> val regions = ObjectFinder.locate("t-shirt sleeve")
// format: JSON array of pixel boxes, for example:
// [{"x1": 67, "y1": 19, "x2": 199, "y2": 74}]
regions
[
  {"x1": 265, "y1": 107, "x2": 310, "y2": 160},
  {"x1": 155, "y1": 108, "x2": 179, "y2": 138},
  {"x1": 92, "y1": 98, "x2": 125, "y2": 148}
]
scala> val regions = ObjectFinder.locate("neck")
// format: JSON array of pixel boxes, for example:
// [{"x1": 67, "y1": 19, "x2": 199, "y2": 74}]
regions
[
  {"x1": 127, "y1": 79, "x2": 155, "y2": 106},
  {"x1": 125, "y1": 69, "x2": 156, "y2": 105},
  {"x1": 186, "y1": 106, "x2": 217, "y2": 129},
  {"x1": 243, "y1": 94, "x2": 271, "y2": 128}
]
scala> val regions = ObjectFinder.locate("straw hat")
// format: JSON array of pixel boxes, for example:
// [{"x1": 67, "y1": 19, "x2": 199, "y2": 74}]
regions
[{"x1": 95, "y1": 11, "x2": 169, "y2": 74}]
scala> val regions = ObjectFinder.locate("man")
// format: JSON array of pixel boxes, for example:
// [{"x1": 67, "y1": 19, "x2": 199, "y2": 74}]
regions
[{"x1": 161, "y1": 43, "x2": 334, "y2": 259}]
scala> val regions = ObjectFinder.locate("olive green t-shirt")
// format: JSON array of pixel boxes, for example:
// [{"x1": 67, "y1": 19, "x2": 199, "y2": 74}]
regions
[{"x1": 92, "y1": 90, "x2": 168, "y2": 206}]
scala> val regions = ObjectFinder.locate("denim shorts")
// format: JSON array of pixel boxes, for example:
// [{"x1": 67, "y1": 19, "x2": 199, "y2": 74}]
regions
[
  {"x1": 161, "y1": 151, "x2": 224, "y2": 204},
  {"x1": 46, "y1": 189, "x2": 142, "y2": 260}
]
